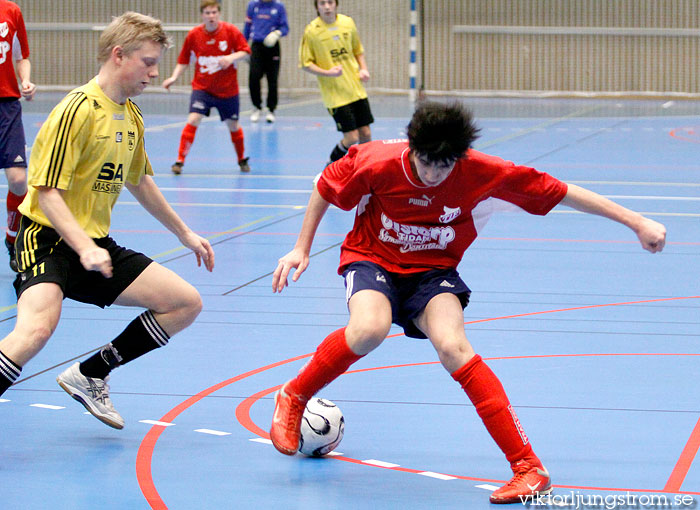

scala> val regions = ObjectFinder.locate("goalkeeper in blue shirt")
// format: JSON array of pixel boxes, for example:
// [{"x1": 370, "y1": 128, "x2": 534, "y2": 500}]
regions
[{"x1": 244, "y1": 0, "x2": 289, "y2": 123}]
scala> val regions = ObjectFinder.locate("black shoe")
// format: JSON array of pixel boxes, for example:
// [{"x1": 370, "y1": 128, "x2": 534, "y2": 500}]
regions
[
  {"x1": 238, "y1": 157, "x2": 250, "y2": 173},
  {"x1": 171, "y1": 161, "x2": 184, "y2": 175},
  {"x1": 5, "y1": 238, "x2": 18, "y2": 272}
]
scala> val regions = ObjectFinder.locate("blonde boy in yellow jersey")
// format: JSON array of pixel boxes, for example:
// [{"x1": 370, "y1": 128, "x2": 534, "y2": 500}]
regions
[
  {"x1": 0, "y1": 12, "x2": 215, "y2": 430},
  {"x1": 300, "y1": 0, "x2": 374, "y2": 165}
]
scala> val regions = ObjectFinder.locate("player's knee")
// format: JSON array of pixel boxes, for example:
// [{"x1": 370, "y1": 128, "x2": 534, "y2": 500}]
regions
[
  {"x1": 346, "y1": 316, "x2": 390, "y2": 353},
  {"x1": 179, "y1": 285, "x2": 203, "y2": 319},
  {"x1": 434, "y1": 338, "x2": 475, "y2": 372},
  {"x1": 358, "y1": 126, "x2": 371, "y2": 143}
]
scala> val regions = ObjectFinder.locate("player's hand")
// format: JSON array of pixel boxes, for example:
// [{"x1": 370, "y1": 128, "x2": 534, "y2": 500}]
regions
[
  {"x1": 162, "y1": 77, "x2": 176, "y2": 90},
  {"x1": 358, "y1": 69, "x2": 370, "y2": 82},
  {"x1": 218, "y1": 55, "x2": 234, "y2": 70},
  {"x1": 79, "y1": 246, "x2": 113, "y2": 278},
  {"x1": 180, "y1": 231, "x2": 215, "y2": 271},
  {"x1": 326, "y1": 66, "x2": 343, "y2": 78},
  {"x1": 21, "y1": 81, "x2": 36, "y2": 101},
  {"x1": 272, "y1": 248, "x2": 309, "y2": 293},
  {"x1": 635, "y1": 217, "x2": 666, "y2": 253}
]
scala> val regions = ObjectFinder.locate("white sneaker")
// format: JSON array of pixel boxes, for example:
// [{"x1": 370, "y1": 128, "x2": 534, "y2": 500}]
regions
[
  {"x1": 250, "y1": 109, "x2": 261, "y2": 122},
  {"x1": 265, "y1": 111, "x2": 276, "y2": 123},
  {"x1": 57, "y1": 362, "x2": 124, "y2": 429}
]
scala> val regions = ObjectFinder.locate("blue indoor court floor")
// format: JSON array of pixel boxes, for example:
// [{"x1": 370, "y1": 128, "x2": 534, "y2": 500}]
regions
[{"x1": 0, "y1": 93, "x2": 698, "y2": 509}]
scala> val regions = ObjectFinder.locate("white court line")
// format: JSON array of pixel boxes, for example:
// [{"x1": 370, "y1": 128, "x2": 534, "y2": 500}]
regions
[
  {"x1": 30, "y1": 403, "x2": 65, "y2": 410},
  {"x1": 475, "y1": 484, "x2": 499, "y2": 491},
  {"x1": 0, "y1": 398, "x2": 9, "y2": 403},
  {"x1": 249, "y1": 438, "x2": 273, "y2": 445},
  {"x1": 363, "y1": 459, "x2": 401, "y2": 468},
  {"x1": 194, "y1": 429, "x2": 231, "y2": 436},
  {"x1": 417, "y1": 471, "x2": 457, "y2": 481},
  {"x1": 602, "y1": 195, "x2": 700, "y2": 201},
  {"x1": 139, "y1": 419, "x2": 175, "y2": 427}
]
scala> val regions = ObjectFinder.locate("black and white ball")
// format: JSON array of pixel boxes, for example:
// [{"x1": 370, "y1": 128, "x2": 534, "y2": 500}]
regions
[{"x1": 298, "y1": 398, "x2": 344, "y2": 457}]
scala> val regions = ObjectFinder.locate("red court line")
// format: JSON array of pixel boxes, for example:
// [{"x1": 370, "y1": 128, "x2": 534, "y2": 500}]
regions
[
  {"x1": 136, "y1": 354, "x2": 311, "y2": 510},
  {"x1": 137, "y1": 296, "x2": 700, "y2": 508},
  {"x1": 664, "y1": 416, "x2": 700, "y2": 492},
  {"x1": 235, "y1": 354, "x2": 700, "y2": 496}
]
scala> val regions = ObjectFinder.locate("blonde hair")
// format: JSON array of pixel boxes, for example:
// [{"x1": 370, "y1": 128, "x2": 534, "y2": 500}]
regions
[
  {"x1": 97, "y1": 12, "x2": 171, "y2": 63},
  {"x1": 200, "y1": 0, "x2": 221, "y2": 12}
]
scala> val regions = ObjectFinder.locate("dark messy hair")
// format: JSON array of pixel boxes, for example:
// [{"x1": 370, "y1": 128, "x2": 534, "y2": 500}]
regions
[{"x1": 406, "y1": 101, "x2": 480, "y2": 165}]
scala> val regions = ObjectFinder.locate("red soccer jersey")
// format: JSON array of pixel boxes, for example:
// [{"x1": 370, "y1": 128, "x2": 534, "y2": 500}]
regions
[
  {"x1": 0, "y1": 1, "x2": 29, "y2": 99},
  {"x1": 316, "y1": 140, "x2": 569, "y2": 275},
  {"x1": 177, "y1": 22, "x2": 251, "y2": 98}
]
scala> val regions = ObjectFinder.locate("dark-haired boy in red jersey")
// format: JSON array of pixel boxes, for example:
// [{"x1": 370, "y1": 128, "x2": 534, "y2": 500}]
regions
[
  {"x1": 269, "y1": 101, "x2": 666, "y2": 503},
  {"x1": 163, "y1": 0, "x2": 251, "y2": 173}
]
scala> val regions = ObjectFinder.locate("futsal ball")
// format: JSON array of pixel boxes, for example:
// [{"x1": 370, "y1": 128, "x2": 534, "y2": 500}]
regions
[{"x1": 298, "y1": 398, "x2": 345, "y2": 457}]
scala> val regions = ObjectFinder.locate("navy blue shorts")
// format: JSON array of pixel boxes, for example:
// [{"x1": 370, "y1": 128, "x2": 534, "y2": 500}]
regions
[
  {"x1": 0, "y1": 99, "x2": 27, "y2": 169},
  {"x1": 328, "y1": 98, "x2": 374, "y2": 133},
  {"x1": 189, "y1": 89, "x2": 240, "y2": 121},
  {"x1": 342, "y1": 260, "x2": 471, "y2": 339}
]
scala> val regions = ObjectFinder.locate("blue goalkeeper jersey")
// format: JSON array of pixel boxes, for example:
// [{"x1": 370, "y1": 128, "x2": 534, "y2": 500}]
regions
[{"x1": 244, "y1": 1, "x2": 289, "y2": 42}]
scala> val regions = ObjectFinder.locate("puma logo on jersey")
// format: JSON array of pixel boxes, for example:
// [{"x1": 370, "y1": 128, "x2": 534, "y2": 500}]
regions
[{"x1": 409, "y1": 195, "x2": 434, "y2": 207}]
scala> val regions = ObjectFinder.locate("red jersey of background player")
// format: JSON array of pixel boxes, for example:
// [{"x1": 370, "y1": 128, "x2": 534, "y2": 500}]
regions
[
  {"x1": 0, "y1": 1, "x2": 30, "y2": 98},
  {"x1": 178, "y1": 21, "x2": 250, "y2": 98},
  {"x1": 317, "y1": 139, "x2": 569, "y2": 275}
]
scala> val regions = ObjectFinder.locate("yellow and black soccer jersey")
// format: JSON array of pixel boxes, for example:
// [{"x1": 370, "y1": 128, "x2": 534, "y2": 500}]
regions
[
  {"x1": 299, "y1": 14, "x2": 367, "y2": 109},
  {"x1": 19, "y1": 77, "x2": 153, "y2": 238}
]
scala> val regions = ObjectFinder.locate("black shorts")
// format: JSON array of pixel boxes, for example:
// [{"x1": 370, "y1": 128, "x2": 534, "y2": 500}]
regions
[
  {"x1": 189, "y1": 89, "x2": 240, "y2": 121},
  {"x1": 342, "y1": 260, "x2": 471, "y2": 339},
  {"x1": 13, "y1": 219, "x2": 153, "y2": 308},
  {"x1": 328, "y1": 98, "x2": 374, "y2": 133},
  {"x1": 0, "y1": 99, "x2": 27, "y2": 169}
]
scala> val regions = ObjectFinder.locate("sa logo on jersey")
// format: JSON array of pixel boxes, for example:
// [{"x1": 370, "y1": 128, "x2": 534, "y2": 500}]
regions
[
  {"x1": 92, "y1": 163, "x2": 124, "y2": 194},
  {"x1": 330, "y1": 47, "x2": 348, "y2": 59}
]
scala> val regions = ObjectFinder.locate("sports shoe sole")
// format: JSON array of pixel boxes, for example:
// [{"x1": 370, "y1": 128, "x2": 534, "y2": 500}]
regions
[
  {"x1": 57, "y1": 378, "x2": 124, "y2": 430},
  {"x1": 490, "y1": 484, "x2": 553, "y2": 504}
]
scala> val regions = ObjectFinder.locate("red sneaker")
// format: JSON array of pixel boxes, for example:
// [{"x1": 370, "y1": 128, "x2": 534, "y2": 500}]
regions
[
  {"x1": 490, "y1": 460, "x2": 552, "y2": 504},
  {"x1": 270, "y1": 382, "x2": 309, "y2": 455}
]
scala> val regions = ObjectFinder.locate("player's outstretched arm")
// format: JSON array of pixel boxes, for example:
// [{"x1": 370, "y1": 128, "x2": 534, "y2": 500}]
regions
[
  {"x1": 125, "y1": 176, "x2": 214, "y2": 271},
  {"x1": 272, "y1": 186, "x2": 331, "y2": 293},
  {"x1": 560, "y1": 183, "x2": 666, "y2": 253}
]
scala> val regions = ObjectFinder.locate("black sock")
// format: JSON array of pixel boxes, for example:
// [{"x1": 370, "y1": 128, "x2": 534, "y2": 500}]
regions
[
  {"x1": 329, "y1": 141, "x2": 349, "y2": 162},
  {"x1": 79, "y1": 310, "x2": 170, "y2": 379},
  {"x1": 0, "y1": 349, "x2": 21, "y2": 397}
]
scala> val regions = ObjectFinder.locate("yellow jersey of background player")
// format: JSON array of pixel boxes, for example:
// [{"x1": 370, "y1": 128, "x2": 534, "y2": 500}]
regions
[
  {"x1": 299, "y1": 13, "x2": 367, "y2": 109},
  {"x1": 19, "y1": 78, "x2": 152, "y2": 238}
]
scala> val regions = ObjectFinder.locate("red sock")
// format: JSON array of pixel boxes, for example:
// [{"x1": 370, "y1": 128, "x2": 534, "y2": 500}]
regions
[
  {"x1": 177, "y1": 124, "x2": 197, "y2": 163},
  {"x1": 6, "y1": 191, "x2": 25, "y2": 244},
  {"x1": 288, "y1": 328, "x2": 363, "y2": 398},
  {"x1": 452, "y1": 354, "x2": 539, "y2": 466},
  {"x1": 230, "y1": 127, "x2": 245, "y2": 162}
]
